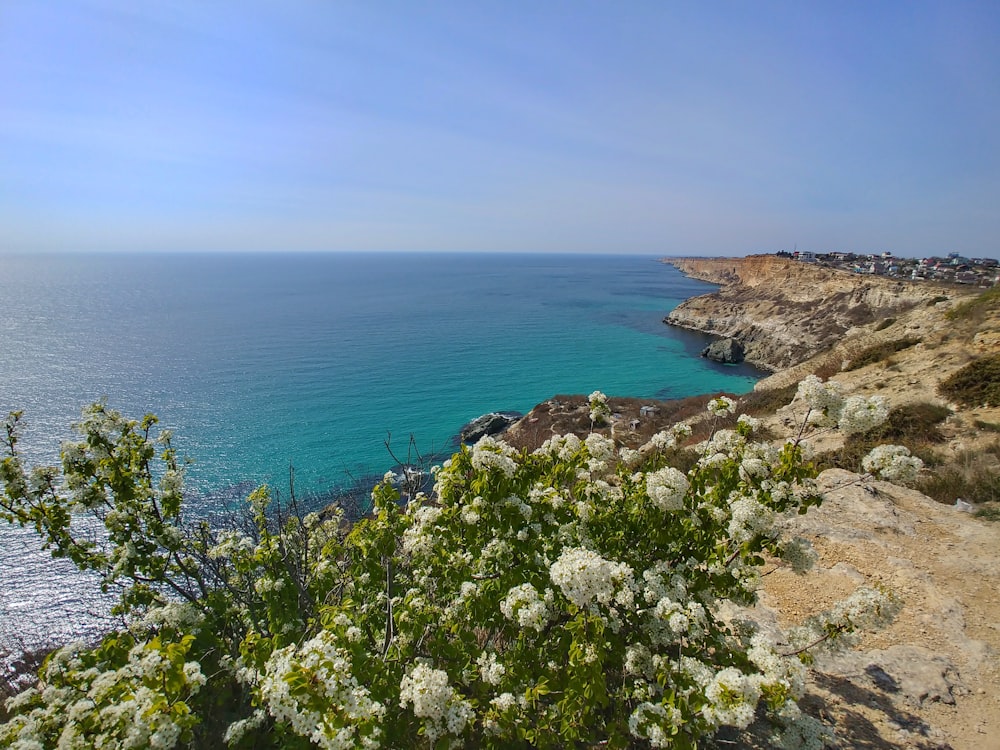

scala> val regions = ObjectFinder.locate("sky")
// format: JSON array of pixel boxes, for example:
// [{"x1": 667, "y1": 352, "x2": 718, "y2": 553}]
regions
[{"x1": 2, "y1": 1, "x2": 999, "y2": 258}]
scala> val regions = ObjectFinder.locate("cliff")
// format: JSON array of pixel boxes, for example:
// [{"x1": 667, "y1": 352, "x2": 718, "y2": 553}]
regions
[{"x1": 663, "y1": 255, "x2": 952, "y2": 371}]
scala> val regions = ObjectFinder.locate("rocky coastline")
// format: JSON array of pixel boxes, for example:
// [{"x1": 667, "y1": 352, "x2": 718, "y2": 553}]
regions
[{"x1": 661, "y1": 255, "x2": 951, "y2": 371}]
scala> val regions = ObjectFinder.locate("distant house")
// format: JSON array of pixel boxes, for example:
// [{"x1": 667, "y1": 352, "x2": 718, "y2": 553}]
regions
[{"x1": 639, "y1": 406, "x2": 658, "y2": 417}]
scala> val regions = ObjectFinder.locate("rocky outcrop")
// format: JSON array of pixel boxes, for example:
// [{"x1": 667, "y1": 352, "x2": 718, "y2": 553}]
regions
[
  {"x1": 663, "y1": 256, "x2": 951, "y2": 371},
  {"x1": 701, "y1": 337, "x2": 744, "y2": 364},
  {"x1": 459, "y1": 412, "x2": 520, "y2": 443}
]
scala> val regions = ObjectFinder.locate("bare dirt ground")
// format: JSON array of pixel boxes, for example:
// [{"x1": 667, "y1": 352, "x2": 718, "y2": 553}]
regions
[{"x1": 756, "y1": 469, "x2": 1000, "y2": 749}]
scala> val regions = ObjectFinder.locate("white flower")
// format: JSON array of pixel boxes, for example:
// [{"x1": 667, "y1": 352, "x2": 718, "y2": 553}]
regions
[
  {"x1": 534, "y1": 433, "x2": 582, "y2": 460},
  {"x1": 628, "y1": 702, "x2": 681, "y2": 747},
  {"x1": 702, "y1": 667, "x2": 761, "y2": 729},
  {"x1": 862, "y1": 444, "x2": 923, "y2": 483},
  {"x1": 728, "y1": 494, "x2": 775, "y2": 543},
  {"x1": 646, "y1": 467, "x2": 689, "y2": 512},
  {"x1": 838, "y1": 394, "x2": 889, "y2": 435},
  {"x1": 477, "y1": 651, "x2": 505, "y2": 686},
  {"x1": 795, "y1": 375, "x2": 845, "y2": 426},
  {"x1": 500, "y1": 583, "x2": 550, "y2": 631},
  {"x1": 589, "y1": 390, "x2": 611, "y2": 424},
  {"x1": 471, "y1": 436, "x2": 518, "y2": 478},
  {"x1": 549, "y1": 547, "x2": 634, "y2": 609},
  {"x1": 399, "y1": 663, "x2": 473, "y2": 743},
  {"x1": 708, "y1": 395, "x2": 736, "y2": 416}
]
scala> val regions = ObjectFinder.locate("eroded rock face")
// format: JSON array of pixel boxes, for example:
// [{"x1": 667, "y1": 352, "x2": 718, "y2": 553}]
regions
[{"x1": 663, "y1": 256, "x2": 947, "y2": 371}]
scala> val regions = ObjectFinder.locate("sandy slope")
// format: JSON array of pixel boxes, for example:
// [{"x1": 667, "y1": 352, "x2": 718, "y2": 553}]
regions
[{"x1": 754, "y1": 470, "x2": 1000, "y2": 749}]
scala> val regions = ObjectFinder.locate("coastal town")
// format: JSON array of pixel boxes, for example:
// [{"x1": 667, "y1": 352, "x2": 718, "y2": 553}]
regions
[{"x1": 780, "y1": 249, "x2": 1000, "y2": 286}]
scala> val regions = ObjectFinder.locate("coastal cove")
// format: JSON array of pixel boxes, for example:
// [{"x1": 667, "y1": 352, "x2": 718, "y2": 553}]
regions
[{"x1": 0, "y1": 251, "x2": 763, "y2": 650}]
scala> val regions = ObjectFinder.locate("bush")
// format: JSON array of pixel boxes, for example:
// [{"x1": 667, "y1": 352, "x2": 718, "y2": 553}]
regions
[
  {"x1": 939, "y1": 354, "x2": 1000, "y2": 407},
  {"x1": 945, "y1": 286, "x2": 1000, "y2": 322},
  {"x1": 740, "y1": 385, "x2": 799, "y2": 416},
  {"x1": 915, "y1": 446, "x2": 1000, "y2": 506},
  {"x1": 814, "y1": 402, "x2": 949, "y2": 475},
  {"x1": 0, "y1": 389, "x2": 905, "y2": 749},
  {"x1": 844, "y1": 337, "x2": 921, "y2": 371}
]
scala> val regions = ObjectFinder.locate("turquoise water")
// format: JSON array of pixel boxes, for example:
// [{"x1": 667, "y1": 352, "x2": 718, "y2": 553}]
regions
[
  {"x1": 0, "y1": 252, "x2": 760, "y2": 500},
  {"x1": 0, "y1": 252, "x2": 762, "y2": 648}
]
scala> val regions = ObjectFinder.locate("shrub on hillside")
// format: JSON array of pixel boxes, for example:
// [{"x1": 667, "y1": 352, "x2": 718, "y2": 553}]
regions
[
  {"x1": 916, "y1": 447, "x2": 1000, "y2": 506},
  {"x1": 740, "y1": 385, "x2": 799, "y2": 416},
  {"x1": 844, "y1": 337, "x2": 921, "y2": 372},
  {"x1": 945, "y1": 286, "x2": 1000, "y2": 322},
  {"x1": 939, "y1": 354, "x2": 1000, "y2": 407},
  {"x1": 814, "y1": 401, "x2": 948, "y2": 476}
]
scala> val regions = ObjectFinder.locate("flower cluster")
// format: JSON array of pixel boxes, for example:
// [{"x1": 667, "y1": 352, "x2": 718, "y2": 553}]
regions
[
  {"x1": 500, "y1": 582, "x2": 551, "y2": 631},
  {"x1": 588, "y1": 389, "x2": 611, "y2": 425},
  {"x1": 549, "y1": 546, "x2": 634, "y2": 609},
  {"x1": 708, "y1": 395, "x2": 736, "y2": 416},
  {"x1": 838, "y1": 394, "x2": 890, "y2": 435},
  {"x1": 862, "y1": 444, "x2": 924, "y2": 483},
  {"x1": 645, "y1": 466, "x2": 689, "y2": 511},
  {"x1": 260, "y1": 631, "x2": 385, "y2": 750},
  {"x1": 470, "y1": 435, "x2": 518, "y2": 478},
  {"x1": 796, "y1": 375, "x2": 845, "y2": 426},
  {"x1": 398, "y1": 663, "x2": 473, "y2": 744},
  {"x1": 0, "y1": 635, "x2": 206, "y2": 750}
]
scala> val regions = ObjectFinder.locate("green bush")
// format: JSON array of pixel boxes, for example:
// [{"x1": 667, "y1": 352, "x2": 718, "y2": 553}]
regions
[{"x1": 939, "y1": 354, "x2": 1000, "y2": 407}]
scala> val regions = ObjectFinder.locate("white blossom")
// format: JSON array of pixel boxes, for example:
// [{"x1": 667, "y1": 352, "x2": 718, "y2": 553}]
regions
[
  {"x1": 862, "y1": 444, "x2": 923, "y2": 483},
  {"x1": 549, "y1": 547, "x2": 634, "y2": 609},
  {"x1": 589, "y1": 390, "x2": 611, "y2": 424},
  {"x1": 795, "y1": 375, "x2": 845, "y2": 426},
  {"x1": 471, "y1": 436, "x2": 518, "y2": 478},
  {"x1": 646, "y1": 467, "x2": 689, "y2": 512},
  {"x1": 708, "y1": 395, "x2": 736, "y2": 417},
  {"x1": 628, "y1": 702, "x2": 681, "y2": 747},
  {"x1": 838, "y1": 394, "x2": 889, "y2": 435},
  {"x1": 399, "y1": 663, "x2": 473, "y2": 743},
  {"x1": 477, "y1": 651, "x2": 505, "y2": 686},
  {"x1": 500, "y1": 583, "x2": 550, "y2": 631}
]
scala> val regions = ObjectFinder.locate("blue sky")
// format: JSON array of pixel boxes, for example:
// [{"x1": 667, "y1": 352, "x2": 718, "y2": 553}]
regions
[{"x1": 2, "y1": 1, "x2": 999, "y2": 257}]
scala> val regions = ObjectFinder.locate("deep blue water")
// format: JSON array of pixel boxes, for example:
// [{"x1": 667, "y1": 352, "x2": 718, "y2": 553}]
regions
[{"x1": 0, "y1": 251, "x2": 761, "y2": 648}]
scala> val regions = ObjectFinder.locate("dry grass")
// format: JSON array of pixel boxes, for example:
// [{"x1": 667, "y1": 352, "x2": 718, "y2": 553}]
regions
[{"x1": 844, "y1": 337, "x2": 921, "y2": 371}]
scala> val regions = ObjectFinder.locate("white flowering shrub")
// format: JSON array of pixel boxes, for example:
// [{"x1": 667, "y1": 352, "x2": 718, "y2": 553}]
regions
[
  {"x1": 0, "y1": 383, "x2": 908, "y2": 749},
  {"x1": 588, "y1": 390, "x2": 611, "y2": 426}
]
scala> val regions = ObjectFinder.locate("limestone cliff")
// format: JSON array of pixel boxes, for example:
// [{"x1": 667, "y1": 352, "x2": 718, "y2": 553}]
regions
[{"x1": 664, "y1": 255, "x2": 950, "y2": 371}]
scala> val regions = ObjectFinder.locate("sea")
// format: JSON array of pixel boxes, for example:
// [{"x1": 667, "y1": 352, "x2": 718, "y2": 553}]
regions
[{"x1": 0, "y1": 251, "x2": 762, "y2": 653}]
